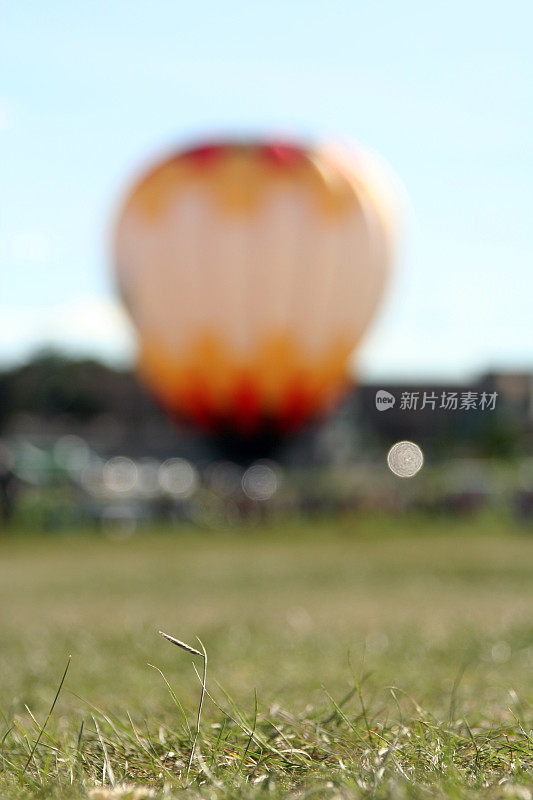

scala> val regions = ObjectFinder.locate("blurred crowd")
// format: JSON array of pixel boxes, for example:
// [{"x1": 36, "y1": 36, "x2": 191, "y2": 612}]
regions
[{"x1": 0, "y1": 434, "x2": 532, "y2": 532}]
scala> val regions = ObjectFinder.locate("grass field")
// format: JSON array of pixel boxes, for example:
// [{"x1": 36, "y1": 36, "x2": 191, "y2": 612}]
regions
[{"x1": 1, "y1": 514, "x2": 532, "y2": 799}]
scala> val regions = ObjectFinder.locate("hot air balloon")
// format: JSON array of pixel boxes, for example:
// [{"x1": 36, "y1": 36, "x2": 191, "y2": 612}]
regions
[{"x1": 114, "y1": 140, "x2": 395, "y2": 445}]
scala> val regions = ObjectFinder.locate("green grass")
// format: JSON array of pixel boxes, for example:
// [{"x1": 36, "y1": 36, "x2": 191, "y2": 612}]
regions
[{"x1": 0, "y1": 513, "x2": 532, "y2": 798}]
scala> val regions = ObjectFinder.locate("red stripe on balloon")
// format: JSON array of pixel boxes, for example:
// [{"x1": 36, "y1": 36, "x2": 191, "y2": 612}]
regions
[
  {"x1": 180, "y1": 380, "x2": 216, "y2": 430},
  {"x1": 232, "y1": 378, "x2": 261, "y2": 434},
  {"x1": 279, "y1": 381, "x2": 315, "y2": 432},
  {"x1": 182, "y1": 143, "x2": 225, "y2": 167},
  {"x1": 260, "y1": 143, "x2": 303, "y2": 168}
]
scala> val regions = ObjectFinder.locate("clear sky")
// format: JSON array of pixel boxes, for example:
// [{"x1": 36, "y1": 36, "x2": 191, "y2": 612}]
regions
[{"x1": 2, "y1": 0, "x2": 532, "y2": 380}]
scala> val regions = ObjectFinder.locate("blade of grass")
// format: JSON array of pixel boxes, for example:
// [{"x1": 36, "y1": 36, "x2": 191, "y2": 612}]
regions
[
  {"x1": 186, "y1": 637, "x2": 207, "y2": 782},
  {"x1": 93, "y1": 715, "x2": 115, "y2": 787},
  {"x1": 240, "y1": 689, "x2": 258, "y2": 770},
  {"x1": 348, "y1": 650, "x2": 374, "y2": 746},
  {"x1": 22, "y1": 655, "x2": 71, "y2": 775},
  {"x1": 147, "y1": 663, "x2": 191, "y2": 737},
  {"x1": 158, "y1": 631, "x2": 207, "y2": 784}
]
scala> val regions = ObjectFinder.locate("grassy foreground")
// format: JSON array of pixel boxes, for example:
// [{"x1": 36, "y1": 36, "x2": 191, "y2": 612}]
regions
[{"x1": 0, "y1": 514, "x2": 532, "y2": 799}]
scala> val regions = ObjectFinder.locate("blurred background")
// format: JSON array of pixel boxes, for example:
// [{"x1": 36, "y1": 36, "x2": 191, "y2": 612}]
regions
[{"x1": 1, "y1": 0, "x2": 532, "y2": 531}]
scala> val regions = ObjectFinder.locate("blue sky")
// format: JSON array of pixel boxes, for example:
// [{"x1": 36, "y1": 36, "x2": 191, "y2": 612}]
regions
[{"x1": 2, "y1": 0, "x2": 532, "y2": 379}]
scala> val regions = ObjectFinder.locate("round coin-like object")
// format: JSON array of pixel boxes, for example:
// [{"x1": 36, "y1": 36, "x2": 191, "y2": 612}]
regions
[{"x1": 387, "y1": 441, "x2": 424, "y2": 478}]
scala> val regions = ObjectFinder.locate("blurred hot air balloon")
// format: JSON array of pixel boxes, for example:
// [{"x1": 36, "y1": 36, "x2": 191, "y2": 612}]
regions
[{"x1": 114, "y1": 140, "x2": 396, "y2": 443}]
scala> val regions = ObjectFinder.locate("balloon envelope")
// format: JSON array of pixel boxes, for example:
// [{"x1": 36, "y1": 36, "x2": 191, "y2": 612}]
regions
[{"x1": 114, "y1": 140, "x2": 395, "y2": 434}]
